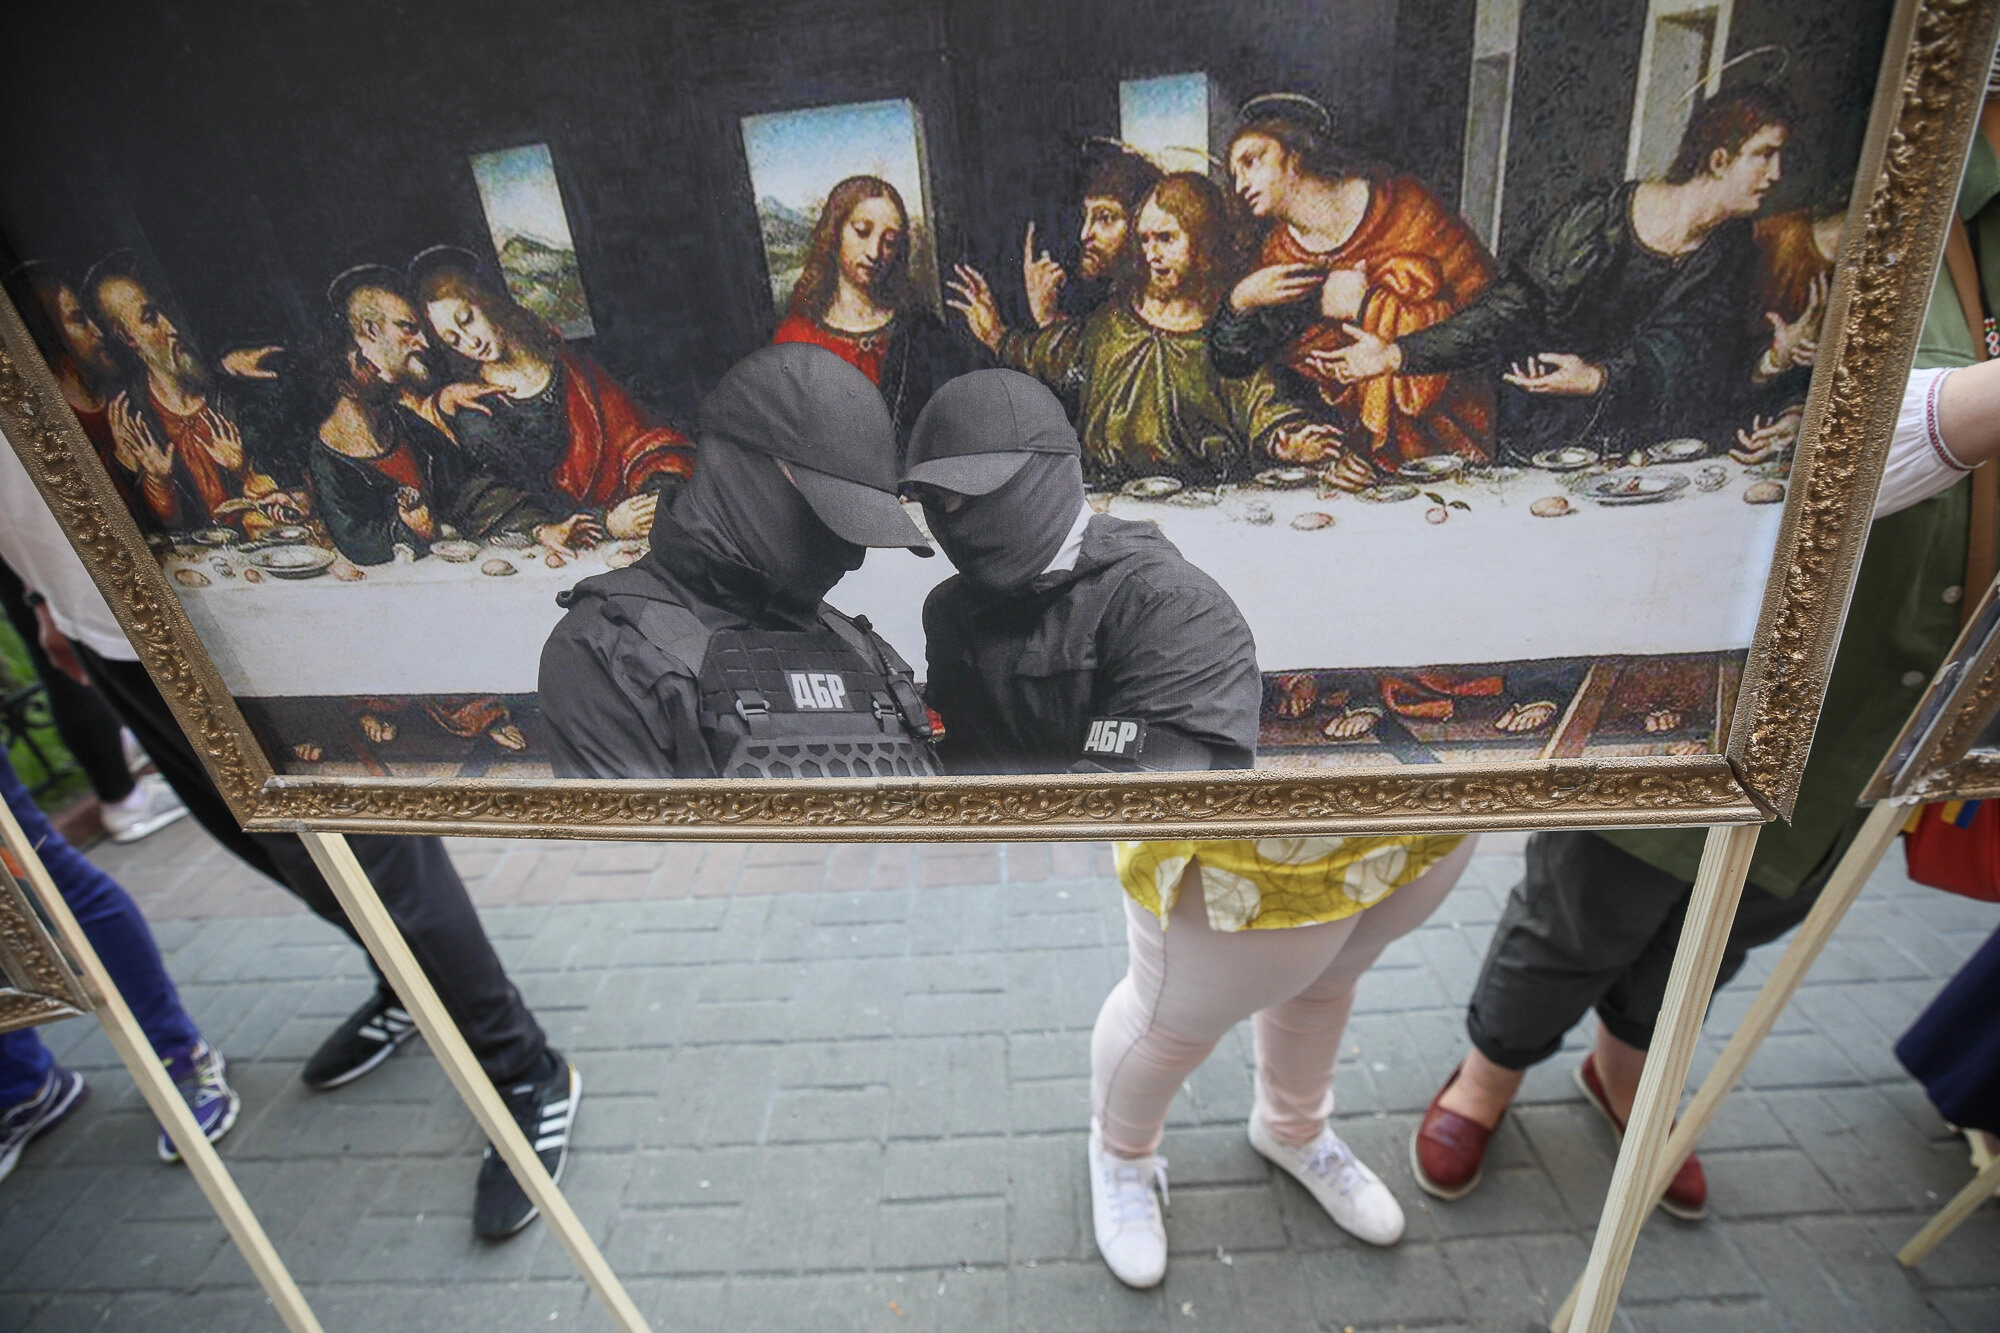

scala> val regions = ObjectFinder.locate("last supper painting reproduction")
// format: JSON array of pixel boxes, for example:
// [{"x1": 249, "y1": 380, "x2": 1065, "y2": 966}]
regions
[{"x1": 0, "y1": 0, "x2": 1911, "y2": 790}]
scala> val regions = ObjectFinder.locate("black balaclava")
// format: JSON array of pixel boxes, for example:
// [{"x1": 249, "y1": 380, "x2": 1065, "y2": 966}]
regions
[
  {"x1": 673, "y1": 434, "x2": 863, "y2": 604},
  {"x1": 923, "y1": 452, "x2": 1087, "y2": 596}
]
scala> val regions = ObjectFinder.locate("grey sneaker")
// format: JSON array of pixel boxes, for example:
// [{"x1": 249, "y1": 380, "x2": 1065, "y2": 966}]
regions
[
  {"x1": 102, "y1": 775, "x2": 188, "y2": 844},
  {"x1": 0, "y1": 1067, "x2": 88, "y2": 1183}
]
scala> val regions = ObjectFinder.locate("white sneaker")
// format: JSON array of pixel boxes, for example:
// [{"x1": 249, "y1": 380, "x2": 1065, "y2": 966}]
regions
[
  {"x1": 1249, "y1": 1116, "x2": 1405, "y2": 1246},
  {"x1": 101, "y1": 775, "x2": 189, "y2": 844},
  {"x1": 1088, "y1": 1131, "x2": 1168, "y2": 1288}
]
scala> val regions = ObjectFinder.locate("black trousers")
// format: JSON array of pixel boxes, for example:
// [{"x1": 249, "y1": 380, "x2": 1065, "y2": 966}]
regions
[
  {"x1": 76, "y1": 644, "x2": 547, "y2": 1086},
  {"x1": 1466, "y1": 828, "x2": 1845, "y2": 1070},
  {"x1": 0, "y1": 557, "x2": 136, "y2": 804}
]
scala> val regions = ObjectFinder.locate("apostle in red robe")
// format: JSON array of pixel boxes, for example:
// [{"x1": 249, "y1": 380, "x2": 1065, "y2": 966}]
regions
[{"x1": 414, "y1": 249, "x2": 692, "y2": 542}]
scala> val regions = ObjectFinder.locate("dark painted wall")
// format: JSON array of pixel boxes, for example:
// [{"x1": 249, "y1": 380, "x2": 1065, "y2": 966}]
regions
[
  {"x1": 0, "y1": 0, "x2": 1446, "y2": 426},
  {"x1": 1500, "y1": 0, "x2": 1896, "y2": 258},
  {"x1": 0, "y1": 0, "x2": 1892, "y2": 430}
]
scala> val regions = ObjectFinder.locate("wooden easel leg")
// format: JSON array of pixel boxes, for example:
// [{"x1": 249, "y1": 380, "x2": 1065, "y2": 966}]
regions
[
  {"x1": 1568, "y1": 822, "x2": 1762, "y2": 1333},
  {"x1": 296, "y1": 831, "x2": 648, "y2": 1332},
  {"x1": 0, "y1": 801, "x2": 322, "y2": 1332},
  {"x1": 1550, "y1": 799, "x2": 1906, "y2": 1331},
  {"x1": 1898, "y1": 1148, "x2": 2000, "y2": 1266}
]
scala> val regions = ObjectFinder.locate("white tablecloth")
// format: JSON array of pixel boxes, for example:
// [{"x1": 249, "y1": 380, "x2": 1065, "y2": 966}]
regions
[{"x1": 170, "y1": 459, "x2": 1787, "y2": 698}]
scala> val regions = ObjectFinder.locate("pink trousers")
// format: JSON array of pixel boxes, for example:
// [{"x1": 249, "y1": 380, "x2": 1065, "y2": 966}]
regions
[{"x1": 1090, "y1": 837, "x2": 1477, "y2": 1157}]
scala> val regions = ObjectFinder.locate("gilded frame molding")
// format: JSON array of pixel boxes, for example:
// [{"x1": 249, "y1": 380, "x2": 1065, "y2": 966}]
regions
[
  {"x1": 0, "y1": 852, "x2": 89, "y2": 1033},
  {"x1": 1863, "y1": 574, "x2": 2000, "y2": 803},
  {"x1": 1, "y1": 0, "x2": 1994, "y2": 841}
]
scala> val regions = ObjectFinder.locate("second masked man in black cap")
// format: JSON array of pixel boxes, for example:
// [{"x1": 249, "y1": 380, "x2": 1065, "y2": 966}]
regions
[
  {"x1": 539, "y1": 344, "x2": 938, "y2": 779},
  {"x1": 905, "y1": 368, "x2": 1261, "y2": 773}
]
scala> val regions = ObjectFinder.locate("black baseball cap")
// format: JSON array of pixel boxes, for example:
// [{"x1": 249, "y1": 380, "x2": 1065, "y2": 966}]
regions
[
  {"x1": 699, "y1": 343, "x2": 931, "y2": 554},
  {"x1": 903, "y1": 369, "x2": 1082, "y2": 496}
]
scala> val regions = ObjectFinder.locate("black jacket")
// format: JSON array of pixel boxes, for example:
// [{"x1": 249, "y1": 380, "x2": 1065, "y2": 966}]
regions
[
  {"x1": 539, "y1": 506, "x2": 875, "y2": 778},
  {"x1": 922, "y1": 514, "x2": 1260, "y2": 774}
]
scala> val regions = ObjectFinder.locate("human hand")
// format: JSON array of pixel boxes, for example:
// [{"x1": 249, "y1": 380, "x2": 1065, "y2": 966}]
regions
[
  {"x1": 395, "y1": 485, "x2": 435, "y2": 541},
  {"x1": 605, "y1": 491, "x2": 659, "y2": 540},
  {"x1": 536, "y1": 512, "x2": 605, "y2": 556},
  {"x1": 1503, "y1": 353, "x2": 1605, "y2": 396},
  {"x1": 1756, "y1": 273, "x2": 1828, "y2": 382},
  {"x1": 1270, "y1": 421, "x2": 1344, "y2": 464},
  {"x1": 1730, "y1": 408, "x2": 1803, "y2": 465},
  {"x1": 220, "y1": 344, "x2": 284, "y2": 379},
  {"x1": 34, "y1": 602, "x2": 89, "y2": 684},
  {"x1": 1230, "y1": 264, "x2": 1322, "y2": 312},
  {"x1": 1310, "y1": 325, "x2": 1402, "y2": 383},
  {"x1": 945, "y1": 264, "x2": 1005, "y2": 352},
  {"x1": 437, "y1": 381, "x2": 511, "y2": 416},
  {"x1": 1022, "y1": 222, "x2": 1067, "y2": 329},
  {"x1": 1323, "y1": 450, "x2": 1377, "y2": 492},
  {"x1": 1320, "y1": 266, "x2": 1368, "y2": 322}
]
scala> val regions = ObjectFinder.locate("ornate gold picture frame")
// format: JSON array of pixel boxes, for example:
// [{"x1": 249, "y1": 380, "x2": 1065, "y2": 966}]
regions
[
  {"x1": 1, "y1": 0, "x2": 1994, "y2": 840},
  {"x1": 0, "y1": 848, "x2": 89, "y2": 1032},
  {"x1": 1864, "y1": 570, "x2": 2000, "y2": 802}
]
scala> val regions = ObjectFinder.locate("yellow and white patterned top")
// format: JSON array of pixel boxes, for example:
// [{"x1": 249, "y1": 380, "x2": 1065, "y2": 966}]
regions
[{"x1": 1116, "y1": 835, "x2": 1468, "y2": 932}]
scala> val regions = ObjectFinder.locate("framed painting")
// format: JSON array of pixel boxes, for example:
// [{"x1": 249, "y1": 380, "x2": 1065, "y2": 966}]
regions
[
  {"x1": 0, "y1": 848, "x2": 89, "y2": 1033},
  {"x1": 0, "y1": 0, "x2": 1993, "y2": 840},
  {"x1": 1864, "y1": 572, "x2": 2000, "y2": 803}
]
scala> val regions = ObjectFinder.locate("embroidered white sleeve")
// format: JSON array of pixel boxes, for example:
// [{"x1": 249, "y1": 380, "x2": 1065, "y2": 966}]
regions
[{"x1": 1878, "y1": 366, "x2": 1973, "y2": 520}]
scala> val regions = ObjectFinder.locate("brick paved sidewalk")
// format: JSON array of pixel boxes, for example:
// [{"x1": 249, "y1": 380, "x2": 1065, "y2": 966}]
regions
[{"x1": 1, "y1": 827, "x2": 1996, "y2": 1331}]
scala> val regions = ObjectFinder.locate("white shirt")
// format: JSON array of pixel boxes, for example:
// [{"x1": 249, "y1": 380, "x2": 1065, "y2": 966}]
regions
[
  {"x1": 1039, "y1": 501, "x2": 1094, "y2": 576},
  {"x1": 1879, "y1": 365, "x2": 1975, "y2": 519},
  {"x1": 0, "y1": 425, "x2": 140, "y2": 661}
]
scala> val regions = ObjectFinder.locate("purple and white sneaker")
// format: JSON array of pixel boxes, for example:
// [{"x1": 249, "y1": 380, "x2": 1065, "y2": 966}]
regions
[
  {"x1": 157, "y1": 1041, "x2": 241, "y2": 1163},
  {"x1": 0, "y1": 1066, "x2": 88, "y2": 1183}
]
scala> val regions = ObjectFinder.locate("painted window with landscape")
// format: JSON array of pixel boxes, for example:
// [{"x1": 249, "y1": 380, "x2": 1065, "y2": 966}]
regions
[{"x1": 469, "y1": 144, "x2": 595, "y2": 340}]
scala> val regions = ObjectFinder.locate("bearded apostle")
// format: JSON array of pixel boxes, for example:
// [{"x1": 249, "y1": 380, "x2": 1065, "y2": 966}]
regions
[
  {"x1": 949, "y1": 172, "x2": 1351, "y2": 486},
  {"x1": 86, "y1": 258, "x2": 307, "y2": 539},
  {"x1": 1209, "y1": 94, "x2": 1497, "y2": 469}
]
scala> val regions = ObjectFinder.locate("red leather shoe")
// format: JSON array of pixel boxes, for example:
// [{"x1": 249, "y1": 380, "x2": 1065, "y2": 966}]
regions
[
  {"x1": 1574, "y1": 1055, "x2": 1709, "y2": 1221},
  {"x1": 1411, "y1": 1062, "x2": 1498, "y2": 1201}
]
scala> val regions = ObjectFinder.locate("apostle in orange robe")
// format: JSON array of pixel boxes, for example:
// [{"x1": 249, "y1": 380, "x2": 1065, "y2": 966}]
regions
[{"x1": 1210, "y1": 98, "x2": 1497, "y2": 470}]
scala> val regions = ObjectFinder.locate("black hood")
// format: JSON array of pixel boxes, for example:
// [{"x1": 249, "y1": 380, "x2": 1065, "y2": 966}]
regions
[{"x1": 906, "y1": 370, "x2": 1086, "y2": 595}]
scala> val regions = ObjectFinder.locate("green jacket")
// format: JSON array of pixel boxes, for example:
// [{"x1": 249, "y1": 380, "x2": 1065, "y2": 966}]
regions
[{"x1": 1600, "y1": 143, "x2": 1995, "y2": 896}]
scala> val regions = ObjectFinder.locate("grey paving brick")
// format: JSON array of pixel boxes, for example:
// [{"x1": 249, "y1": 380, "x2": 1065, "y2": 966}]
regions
[
  {"x1": 10, "y1": 842, "x2": 1992, "y2": 1330},
  {"x1": 1300, "y1": 1242, "x2": 1467, "y2": 1329}
]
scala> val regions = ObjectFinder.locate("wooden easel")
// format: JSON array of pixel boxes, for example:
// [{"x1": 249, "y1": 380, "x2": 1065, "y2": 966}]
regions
[
  {"x1": 1548, "y1": 800, "x2": 1908, "y2": 1331},
  {"x1": 296, "y1": 832, "x2": 650, "y2": 1332},
  {"x1": 0, "y1": 796, "x2": 322, "y2": 1332}
]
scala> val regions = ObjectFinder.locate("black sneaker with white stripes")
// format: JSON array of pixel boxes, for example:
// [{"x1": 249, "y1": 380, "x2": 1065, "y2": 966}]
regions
[
  {"x1": 301, "y1": 990, "x2": 418, "y2": 1090},
  {"x1": 474, "y1": 1049, "x2": 581, "y2": 1240}
]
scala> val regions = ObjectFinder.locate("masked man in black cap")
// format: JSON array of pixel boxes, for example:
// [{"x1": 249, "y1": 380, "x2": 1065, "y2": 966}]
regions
[
  {"x1": 907, "y1": 369, "x2": 1260, "y2": 774},
  {"x1": 539, "y1": 343, "x2": 937, "y2": 779}
]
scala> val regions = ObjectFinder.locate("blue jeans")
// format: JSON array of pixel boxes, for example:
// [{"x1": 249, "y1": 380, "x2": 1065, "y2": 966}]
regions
[{"x1": 0, "y1": 750, "x2": 200, "y2": 1106}]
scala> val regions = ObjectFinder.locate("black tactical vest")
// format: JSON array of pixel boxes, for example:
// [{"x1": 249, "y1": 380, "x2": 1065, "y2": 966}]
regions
[{"x1": 627, "y1": 597, "x2": 939, "y2": 780}]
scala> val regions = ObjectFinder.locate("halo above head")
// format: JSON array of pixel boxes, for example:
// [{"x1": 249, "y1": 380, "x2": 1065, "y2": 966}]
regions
[
  {"x1": 406, "y1": 243, "x2": 491, "y2": 292},
  {"x1": 3, "y1": 257, "x2": 59, "y2": 291},
  {"x1": 78, "y1": 248, "x2": 143, "y2": 303},
  {"x1": 1673, "y1": 45, "x2": 1791, "y2": 110},
  {"x1": 1235, "y1": 92, "x2": 1334, "y2": 143},
  {"x1": 324, "y1": 263, "x2": 408, "y2": 314}
]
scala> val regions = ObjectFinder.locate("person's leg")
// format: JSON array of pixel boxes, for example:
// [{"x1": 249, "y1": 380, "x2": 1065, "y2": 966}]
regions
[
  {"x1": 1255, "y1": 836, "x2": 1477, "y2": 1145},
  {"x1": 1092, "y1": 865, "x2": 1364, "y2": 1158},
  {"x1": 0, "y1": 558, "x2": 133, "y2": 804},
  {"x1": 0, "y1": 751, "x2": 200, "y2": 1057},
  {"x1": 1440, "y1": 831, "x2": 1698, "y2": 1128},
  {"x1": 1588, "y1": 852, "x2": 1838, "y2": 1118},
  {"x1": 0, "y1": 1031, "x2": 54, "y2": 1108}
]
